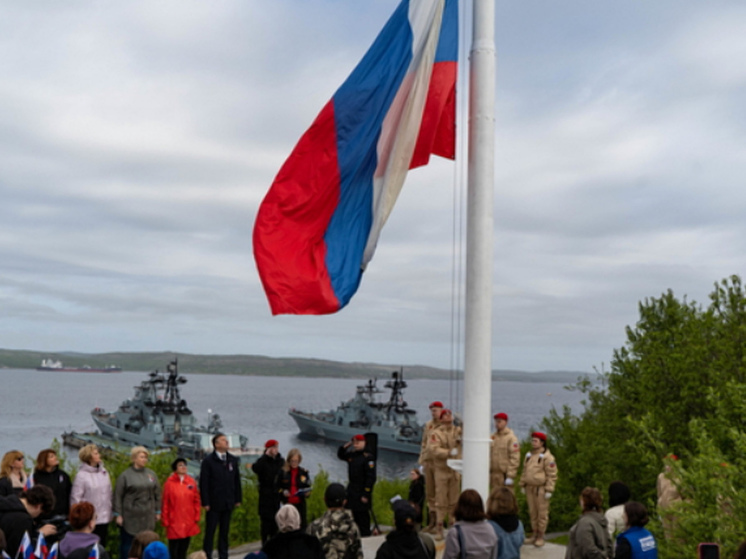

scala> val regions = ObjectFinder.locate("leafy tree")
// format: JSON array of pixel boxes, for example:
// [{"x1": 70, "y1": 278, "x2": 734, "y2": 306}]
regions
[{"x1": 538, "y1": 275, "x2": 746, "y2": 552}]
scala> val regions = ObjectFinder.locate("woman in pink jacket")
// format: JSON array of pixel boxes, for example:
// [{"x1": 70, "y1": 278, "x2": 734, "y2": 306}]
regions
[
  {"x1": 70, "y1": 444, "x2": 113, "y2": 546},
  {"x1": 161, "y1": 458, "x2": 201, "y2": 559}
]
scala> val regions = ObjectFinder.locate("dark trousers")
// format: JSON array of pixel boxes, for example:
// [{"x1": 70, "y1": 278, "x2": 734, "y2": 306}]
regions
[
  {"x1": 352, "y1": 508, "x2": 371, "y2": 537},
  {"x1": 259, "y1": 514, "x2": 278, "y2": 544},
  {"x1": 204, "y1": 509, "x2": 232, "y2": 559},
  {"x1": 168, "y1": 537, "x2": 191, "y2": 559},
  {"x1": 94, "y1": 523, "x2": 109, "y2": 548},
  {"x1": 119, "y1": 528, "x2": 134, "y2": 559}
]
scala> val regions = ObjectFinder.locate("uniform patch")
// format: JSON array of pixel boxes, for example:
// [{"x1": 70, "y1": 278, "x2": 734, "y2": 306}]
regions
[
  {"x1": 548, "y1": 462, "x2": 556, "y2": 468},
  {"x1": 368, "y1": 461, "x2": 375, "y2": 468},
  {"x1": 512, "y1": 443, "x2": 519, "y2": 450}
]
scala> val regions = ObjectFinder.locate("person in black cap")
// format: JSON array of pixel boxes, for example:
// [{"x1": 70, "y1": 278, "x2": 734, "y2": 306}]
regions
[
  {"x1": 251, "y1": 440, "x2": 285, "y2": 544},
  {"x1": 375, "y1": 500, "x2": 434, "y2": 559},
  {"x1": 337, "y1": 435, "x2": 376, "y2": 536},
  {"x1": 307, "y1": 483, "x2": 362, "y2": 559}
]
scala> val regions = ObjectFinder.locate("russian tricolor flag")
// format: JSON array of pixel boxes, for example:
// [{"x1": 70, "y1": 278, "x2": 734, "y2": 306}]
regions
[
  {"x1": 17, "y1": 532, "x2": 32, "y2": 559},
  {"x1": 254, "y1": 0, "x2": 458, "y2": 315}
]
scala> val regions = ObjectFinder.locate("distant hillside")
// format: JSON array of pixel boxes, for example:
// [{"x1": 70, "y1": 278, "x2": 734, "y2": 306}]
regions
[{"x1": 0, "y1": 348, "x2": 595, "y2": 383}]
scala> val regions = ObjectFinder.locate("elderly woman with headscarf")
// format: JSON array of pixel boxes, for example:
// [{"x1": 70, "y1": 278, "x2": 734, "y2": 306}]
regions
[{"x1": 262, "y1": 504, "x2": 324, "y2": 559}]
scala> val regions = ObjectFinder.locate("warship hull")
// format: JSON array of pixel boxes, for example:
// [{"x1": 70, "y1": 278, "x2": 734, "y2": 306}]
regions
[{"x1": 289, "y1": 409, "x2": 421, "y2": 455}]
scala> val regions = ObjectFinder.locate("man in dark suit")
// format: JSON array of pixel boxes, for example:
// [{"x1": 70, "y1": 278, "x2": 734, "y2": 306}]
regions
[{"x1": 200, "y1": 433, "x2": 242, "y2": 559}]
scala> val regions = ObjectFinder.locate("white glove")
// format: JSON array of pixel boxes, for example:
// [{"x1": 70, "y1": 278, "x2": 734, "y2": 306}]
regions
[
  {"x1": 504, "y1": 478, "x2": 514, "y2": 486},
  {"x1": 521, "y1": 488, "x2": 526, "y2": 494},
  {"x1": 450, "y1": 448, "x2": 458, "y2": 456},
  {"x1": 544, "y1": 492, "x2": 552, "y2": 500}
]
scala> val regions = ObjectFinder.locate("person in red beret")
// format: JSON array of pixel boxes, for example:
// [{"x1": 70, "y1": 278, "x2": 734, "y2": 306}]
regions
[
  {"x1": 518, "y1": 432, "x2": 557, "y2": 547},
  {"x1": 425, "y1": 409, "x2": 462, "y2": 540},
  {"x1": 251, "y1": 439, "x2": 285, "y2": 543},
  {"x1": 418, "y1": 400, "x2": 444, "y2": 532},
  {"x1": 490, "y1": 412, "x2": 520, "y2": 493}
]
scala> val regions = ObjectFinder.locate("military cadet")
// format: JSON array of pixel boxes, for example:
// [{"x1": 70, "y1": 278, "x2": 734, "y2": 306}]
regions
[
  {"x1": 489, "y1": 412, "x2": 520, "y2": 492},
  {"x1": 418, "y1": 401, "x2": 443, "y2": 532},
  {"x1": 337, "y1": 435, "x2": 376, "y2": 537},
  {"x1": 518, "y1": 432, "x2": 557, "y2": 548},
  {"x1": 425, "y1": 409, "x2": 461, "y2": 540},
  {"x1": 307, "y1": 483, "x2": 363, "y2": 559}
]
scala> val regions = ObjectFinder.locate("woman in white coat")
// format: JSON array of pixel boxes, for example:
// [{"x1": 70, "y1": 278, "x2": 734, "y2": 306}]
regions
[{"x1": 70, "y1": 444, "x2": 113, "y2": 546}]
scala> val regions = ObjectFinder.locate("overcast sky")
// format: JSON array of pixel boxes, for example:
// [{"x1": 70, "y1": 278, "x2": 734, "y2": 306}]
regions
[{"x1": 1, "y1": 0, "x2": 744, "y2": 373}]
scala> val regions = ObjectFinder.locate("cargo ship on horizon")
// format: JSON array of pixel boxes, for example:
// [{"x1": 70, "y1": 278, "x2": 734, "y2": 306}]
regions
[{"x1": 37, "y1": 359, "x2": 122, "y2": 372}]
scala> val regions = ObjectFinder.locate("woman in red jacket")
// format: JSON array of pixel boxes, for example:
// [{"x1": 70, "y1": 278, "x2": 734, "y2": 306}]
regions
[{"x1": 161, "y1": 458, "x2": 201, "y2": 559}]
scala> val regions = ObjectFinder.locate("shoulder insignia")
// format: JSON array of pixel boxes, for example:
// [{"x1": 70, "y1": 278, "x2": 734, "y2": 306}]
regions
[
  {"x1": 512, "y1": 442, "x2": 519, "y2": 450},
  {"x1": 431, "y1": 435, "x2": 438, "y2": 442},
  {"x1": 549, "y1": 462, "x2": 556, "y2": 468},
  {"x1": 368, "y1": 461, "x2": 375, "y2": 468}
]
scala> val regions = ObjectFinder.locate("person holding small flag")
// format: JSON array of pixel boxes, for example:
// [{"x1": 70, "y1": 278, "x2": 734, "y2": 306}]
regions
[{"x1": 0, "y1": 485, "x2": 56, "y2": 558}]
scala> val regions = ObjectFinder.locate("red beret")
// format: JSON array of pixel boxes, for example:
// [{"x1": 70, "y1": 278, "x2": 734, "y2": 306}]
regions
[
  {"x1": 666, "y1": 454, "x2": 678, "y2": 461},
  {"x1": 353, "y1": 434, "x2": 366, "y2": 441},
  {"x1": 494, "y1": 413, "x2": 508, "y2": 421},
  {"x1": 429, "y1": 401, "x2": 444, "y2": 409},
  {"x1": 264, "y1": 439, "x2": 279, "y2": 449},
  {"x1": 532, "y1": 432, "x2": 547, "y2": 441},
  {"x1": 440, "y1": 409, "x2": 452, "y2": 419}
]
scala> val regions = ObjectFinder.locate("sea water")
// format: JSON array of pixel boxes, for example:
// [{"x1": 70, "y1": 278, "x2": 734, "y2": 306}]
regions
[{"x1": 0, "y1": 369, "x2": 588, "y2": 481}]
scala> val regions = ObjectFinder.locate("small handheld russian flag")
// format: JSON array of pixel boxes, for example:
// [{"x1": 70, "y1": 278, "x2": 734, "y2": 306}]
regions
[
  {"x1": 33, "y1": 534, "x2": 47, "y2": 559},
  {"x1": 16, "y1": 532, "x2": 33, "y2": 559},
  {"x1": 24, "y1": 474, "x2": 33, "y2": 491},
  {"x1": 87, "y1": 544, "x2": 99, "y2": 559},
  {"x1": 46, "y1": 543, "x2": 58, "y2": 559}
]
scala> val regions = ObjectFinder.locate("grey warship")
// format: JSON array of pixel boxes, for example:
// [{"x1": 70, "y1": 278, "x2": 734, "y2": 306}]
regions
[
  {"x1": 289, "y1": 370, "x2": 423, "y2": 454},
  {"x1": 64, "y1": 359, "x2": 260, "y2": 464}
]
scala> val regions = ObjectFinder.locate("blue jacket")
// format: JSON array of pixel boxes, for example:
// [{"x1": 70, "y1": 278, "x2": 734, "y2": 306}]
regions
[
  {"x1": 489, "y1": 518, "x2": 524, "y2": 559},
  {"x1": 617, "y1": 526, "x2": 657, "y2": 559}
]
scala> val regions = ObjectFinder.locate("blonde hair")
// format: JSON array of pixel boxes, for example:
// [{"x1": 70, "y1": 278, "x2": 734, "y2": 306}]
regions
[
  {"x1": 78, "y1": 444, "x2": 99, "y2": 465},
  {"x1": 0, "y1": 451, "x2": 24, "y2": 478},
  {"x1": 283, "y1": 448, "x2": 302, "y2": 472},
  {"x1": 130, "y1": 446, "x2": 150, "y2": 461}
]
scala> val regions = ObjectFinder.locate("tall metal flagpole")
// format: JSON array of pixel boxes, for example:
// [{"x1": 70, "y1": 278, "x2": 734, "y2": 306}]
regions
[{"x1": 461, "y1": 0, "x2": 495, "y2": 500}]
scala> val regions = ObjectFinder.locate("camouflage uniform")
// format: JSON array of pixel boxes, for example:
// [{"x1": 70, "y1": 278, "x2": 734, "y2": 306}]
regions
[{"x1": 307, "y1": 508, "x2": 363, "y2": 559}]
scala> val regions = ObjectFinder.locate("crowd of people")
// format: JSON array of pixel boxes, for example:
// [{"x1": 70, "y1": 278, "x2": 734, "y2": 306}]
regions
[{"x1": 0, "y1": 413, "x2": 735, "y2": 559}]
